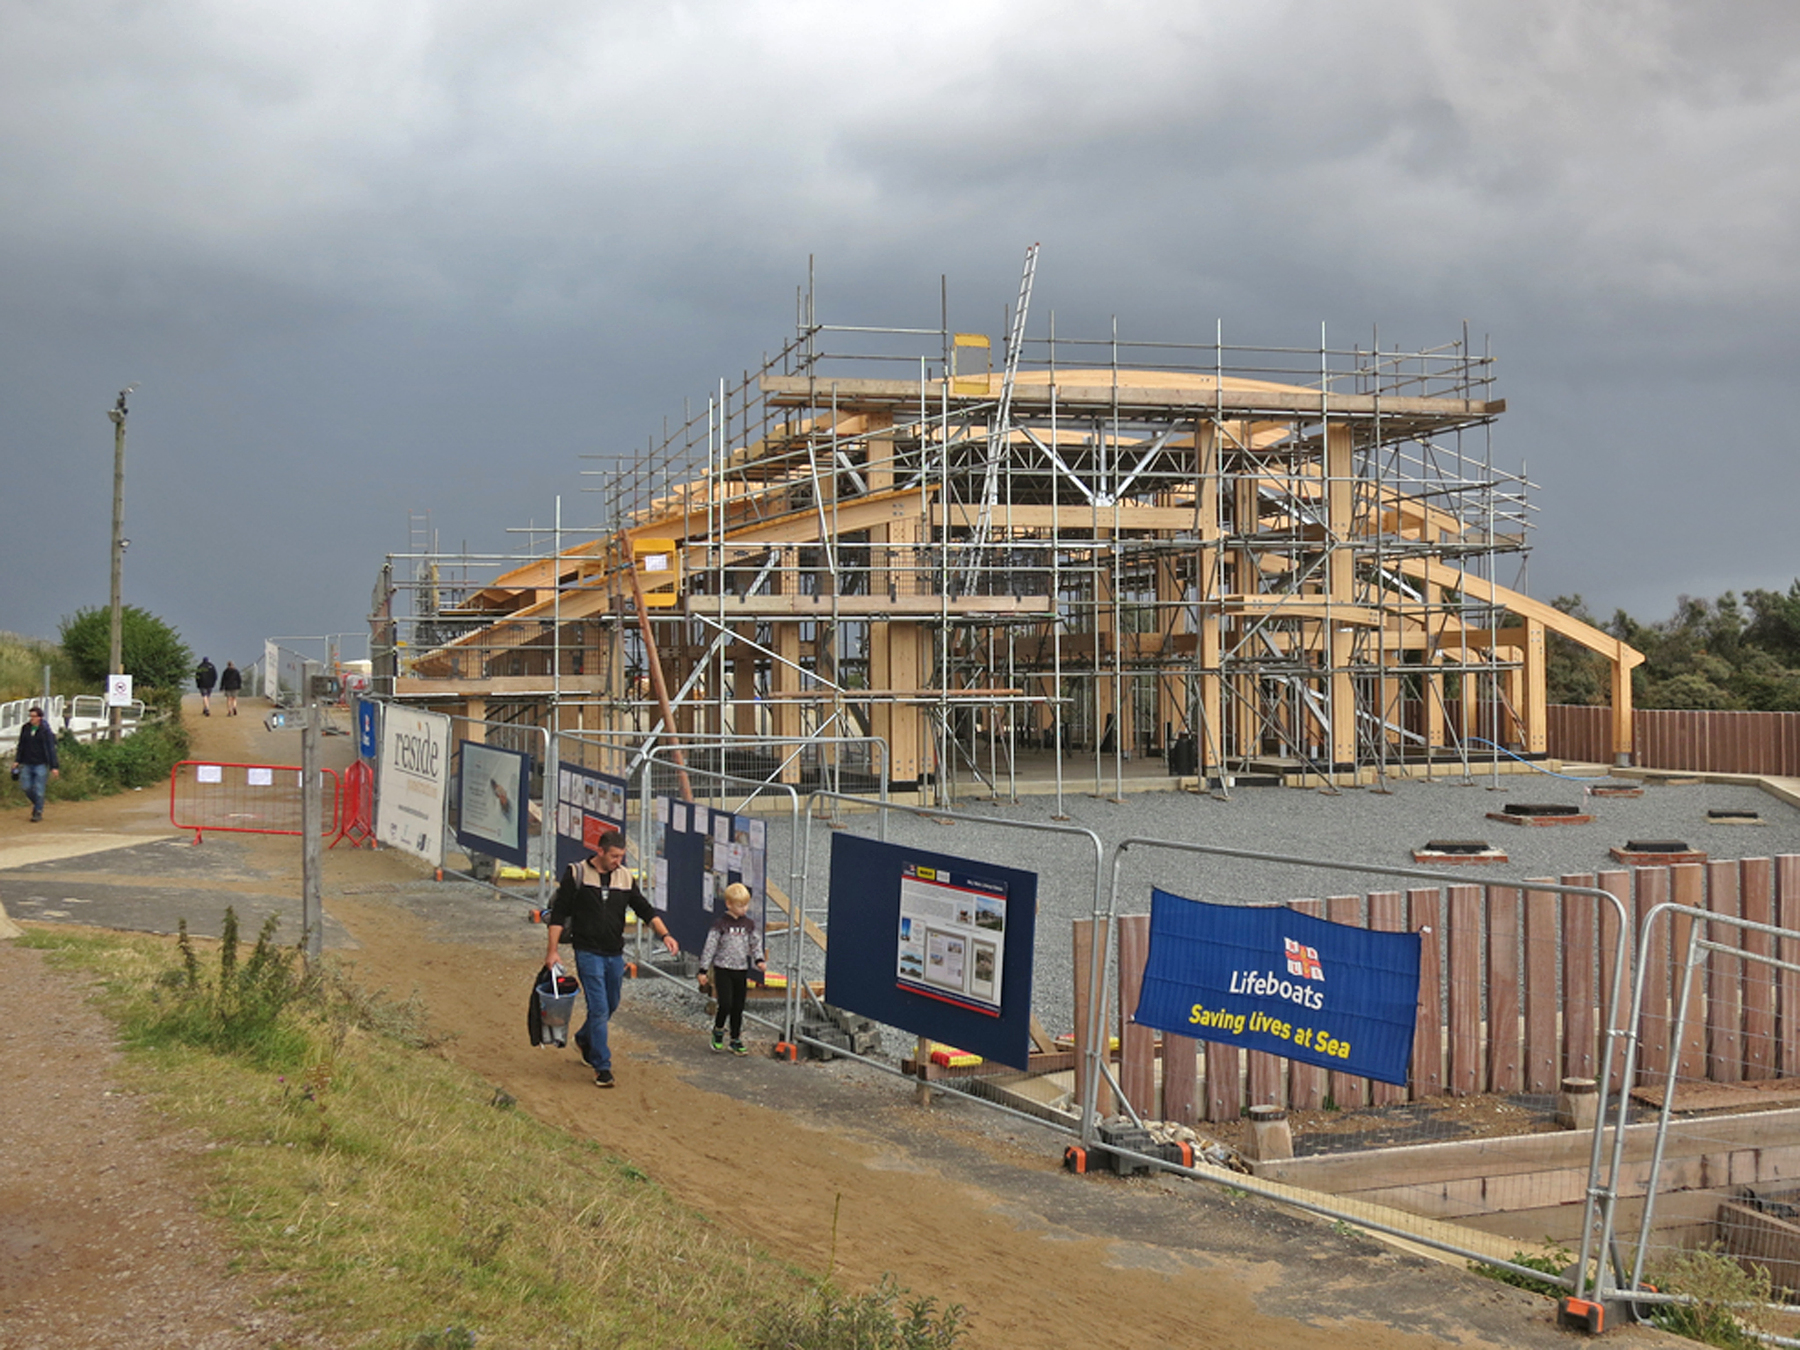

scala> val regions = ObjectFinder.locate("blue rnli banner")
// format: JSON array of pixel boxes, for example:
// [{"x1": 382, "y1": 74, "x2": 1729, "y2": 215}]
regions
[{"x1": 1133, "y1": 889, "x2": 1422, "y2": 1087}]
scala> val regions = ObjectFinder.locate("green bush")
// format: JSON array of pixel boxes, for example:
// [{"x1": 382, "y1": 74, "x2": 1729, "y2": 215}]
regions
[
  {"x1": 1469, "y1": 1241, "x2": 1573, "y2": 1298},
  {"x1": 135, "y1": 909, "x2": 315, "y2": 1068},
  {"x1": 59, "y1": 604, "x2": 193, "y2": 692},
  {"x1": 750, "y1": 1276, "x2": 970, "y2": 1350},
  {"x1": 60, "y1": 718, "x2": 190, "y2": 792},
  {"x1": 1646, "y1": 1244, "x2": 1773, "y2": 1349}
]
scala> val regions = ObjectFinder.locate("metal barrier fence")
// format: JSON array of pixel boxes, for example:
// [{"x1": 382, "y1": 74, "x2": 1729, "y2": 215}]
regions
[
  {"x1": 1071, "y1": 837, "x2": 1636, "y2": 1300},
  {"x1": 1600, "y1": 858, "x2": 1800, "y2": 1327},
  {"x1": 169, "y1": 759, "x2": 342, "y2": 841},
  {"x1": 791, "y1": 790, "x2": 1108, "y2": 1132}
]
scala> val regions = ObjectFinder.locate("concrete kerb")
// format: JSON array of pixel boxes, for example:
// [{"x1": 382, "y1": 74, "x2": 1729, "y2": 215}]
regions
[{"x1": 1090, "y1": 834, "x2": 1636, "y2": 1304}]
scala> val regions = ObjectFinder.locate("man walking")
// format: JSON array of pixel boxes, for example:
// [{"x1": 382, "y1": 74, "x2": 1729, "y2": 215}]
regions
[
  {"x1": 542, "y1": 830, "x2": 678, "y2": 1088},
  {"x1": 195, "y1": 657, "x2": 218, "y2": 715},
  {"x1": 13, "y1": 707, "x2": 59, "y2": 823},
  {"x1": 219, "y1": 661, "x2": 243, "y2": 716}
]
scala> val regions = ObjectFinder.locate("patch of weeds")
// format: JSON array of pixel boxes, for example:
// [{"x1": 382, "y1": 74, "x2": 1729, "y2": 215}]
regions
[
  {"x1": 749, "y1": 1275, "x2": 970, "y2": 1350},
  {"x1": 130, "y1": 909, "x2": 314, "y2": 1068},
  {"x1": 409, "y1": 1328, "x2": 476, "y2": 1350},
  {"x1": 1469, "y1": 1240, "x2": 1573, "y2": 1298},
  {"x1": 1646, "y1": 1244, "x2": 1773, "y2": 1349}
]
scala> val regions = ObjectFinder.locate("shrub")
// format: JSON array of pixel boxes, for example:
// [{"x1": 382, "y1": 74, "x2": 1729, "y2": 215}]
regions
[
  {"x1": 59, "y1": 604, "x2": 193, "y2": 692},
  {"x1": 1469, "y1": 1241, "x2": 1573, "y2": 1298},
  {"x1": 1646, "y1": 1244, "x2": 1774, "y2": 1349},
  {"x1": 750, "y1": 1275, "x2": 970, "y2": 1350},
  {"x1": 136, "y1": 909, "x2": 315, "y2": 1068}
]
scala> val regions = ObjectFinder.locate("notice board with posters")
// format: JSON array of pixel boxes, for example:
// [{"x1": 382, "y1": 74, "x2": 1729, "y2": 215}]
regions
[
  {"x1": 651, "y1": 796, "x2": 768, "y2": 953},
  {"x1": 552, "y1": 763, "x2": 629, "y2": 878},
  {"x1": 1132, "y1": 888, "x2": 1422, "y2": 1086},
  {"x1": 824, "y1": 833, "x2": 1037, "y2": 1071},
  {"x1": 454, "y1": 740, "x2": 532, "y2": 867}
]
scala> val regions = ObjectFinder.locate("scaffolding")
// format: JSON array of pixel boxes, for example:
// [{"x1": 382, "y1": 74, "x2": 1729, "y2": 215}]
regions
[{"x1": 372, "y1": 261, "x2": 1643, "y2": 802}]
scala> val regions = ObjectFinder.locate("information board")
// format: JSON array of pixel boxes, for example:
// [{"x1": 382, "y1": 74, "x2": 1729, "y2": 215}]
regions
[
  {"x1": 652, "y1": 796, "x2": 768, "y2": 953},
  {"x1": 454, "y1": 740, "x2": 532, "y2": 867},
  {"x1": 825, "y1": 834, "x2": 1037, "y2": 1070}
]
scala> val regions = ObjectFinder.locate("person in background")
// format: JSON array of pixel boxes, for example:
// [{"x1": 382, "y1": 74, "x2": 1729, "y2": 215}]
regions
[
  {"x1": 698, "y1": 882, "x2": 766, "y2": 1055},
  {"x1": 542, "y1": 830, "x2": 678, "y2": 1088},
  {"x1": 219, "y1": 660, "x2": 242, "y2": 716},
  {"x1": 12, "y1": 706, "x2": 59, "y2": 823},
  {"x1": 195, "y1": 657, "x2": 217, "y2": 715}
]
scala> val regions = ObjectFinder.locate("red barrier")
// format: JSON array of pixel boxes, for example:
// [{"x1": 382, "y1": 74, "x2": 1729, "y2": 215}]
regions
[
  {"x1": 169, "y1": 760, "x2": 342, "y2": 843},
  {"x1": 332, "y1": 760, "x2": 375, "y2": 849}
]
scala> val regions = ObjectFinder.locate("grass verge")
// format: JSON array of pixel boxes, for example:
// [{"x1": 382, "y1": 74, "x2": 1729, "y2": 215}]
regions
[{"x1": 20, "y1": 920, "x2": 970, "y2": 1350}]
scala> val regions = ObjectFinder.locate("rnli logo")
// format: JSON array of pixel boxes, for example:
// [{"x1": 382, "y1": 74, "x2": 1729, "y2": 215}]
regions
[{"x1": 1283, "y1": 937, "x2": 1323, "y2": 983}]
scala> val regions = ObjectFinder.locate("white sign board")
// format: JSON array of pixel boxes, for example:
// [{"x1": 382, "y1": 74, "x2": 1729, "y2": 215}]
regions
[
  {"x1": 263, "y1": 639, "x2": 280, "y2": 698},
  {"x1": 104, "y1": 673, "x2": 133, "y2": 707},
  {"x1": 376, "y1": 707, "x2": 451, "y2": 866}
]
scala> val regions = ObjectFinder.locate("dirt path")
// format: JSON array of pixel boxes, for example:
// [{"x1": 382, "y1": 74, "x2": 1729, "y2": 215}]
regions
[{"x1": 0, "y1": 699, "x2": 1670, "y2": 1348}]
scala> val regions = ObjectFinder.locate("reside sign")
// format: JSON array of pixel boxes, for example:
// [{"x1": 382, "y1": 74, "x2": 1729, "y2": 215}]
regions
[
  {"x1": 1132, "y1": 888, "x2": 1422, "y2": 1086},
  {"x1": 376, "y1": 707, "x2": 451, "y2": 866}
]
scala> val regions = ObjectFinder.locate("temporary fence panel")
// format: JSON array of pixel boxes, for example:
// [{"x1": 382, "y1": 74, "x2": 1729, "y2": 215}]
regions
[
  {"x1": 1074, "y1": 836, "x2": 1638, "y2": 1294},
  {"x1": 170, "y1": 760, "x2": 341, "y2": 841},
  {"x1": 794, "y1": 789, "x2": 1105, "y2": 1130},
  {"x1": 626, "y1": 748, "x2": 806, "y2": 1049},
  {"x1": 1611, "y1": 855, "x2": 1800, "y2": 1316}
]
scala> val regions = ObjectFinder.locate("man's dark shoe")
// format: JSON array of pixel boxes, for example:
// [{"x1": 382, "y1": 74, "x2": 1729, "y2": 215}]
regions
[
  {"x1": 29, "y1": 810, "x2": 42, "y2": 823},
  {"x1": 594, "y1": 1068, "x2": 615, "y2": 1088}
]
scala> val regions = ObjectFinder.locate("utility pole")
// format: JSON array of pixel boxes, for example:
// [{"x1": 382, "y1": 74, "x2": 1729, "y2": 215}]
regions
[
  {"x1": 106, "y1": 385, "x2": 137, "y2": 742},
  {"x1": 300, "y1": 667, "x2": 323, "y2": 963}
]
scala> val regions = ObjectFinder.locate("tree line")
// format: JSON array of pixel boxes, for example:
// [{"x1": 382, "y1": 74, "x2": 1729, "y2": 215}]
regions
[{"x1": 1549, "y1": 583, "x2": 1800, "y2": 711}]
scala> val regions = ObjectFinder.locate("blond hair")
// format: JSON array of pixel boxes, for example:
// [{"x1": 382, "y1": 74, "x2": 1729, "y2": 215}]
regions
[{"x1": 723, "y1": 883, "x2": 752, "y2": 907}]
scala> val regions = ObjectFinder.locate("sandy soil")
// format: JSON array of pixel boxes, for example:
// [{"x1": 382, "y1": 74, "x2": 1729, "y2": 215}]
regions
[{"x1": 0, "y1": 698, "x2": 1672, "y2": 1348}]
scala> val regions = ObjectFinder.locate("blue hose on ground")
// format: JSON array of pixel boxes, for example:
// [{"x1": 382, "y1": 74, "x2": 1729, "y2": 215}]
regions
[{"x1": 1466, "y1": 736, "x2": 1615, "y2": 783}]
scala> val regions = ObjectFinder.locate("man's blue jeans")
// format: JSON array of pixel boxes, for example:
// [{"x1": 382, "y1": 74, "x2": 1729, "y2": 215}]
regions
[
  {"x1": 17, "y1": 763, "x2": 47, "y2": 814},
  {"x1": 571, "y1": 950, "x2": 625, "y2": 1072}
]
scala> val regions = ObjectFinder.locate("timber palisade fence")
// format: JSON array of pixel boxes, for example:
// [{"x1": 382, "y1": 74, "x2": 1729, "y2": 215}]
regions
[
  {"x1": 1082, "y1": 856, "x2": 1800, "y2": 1124},
  {"x1": 1548, "y1": 703, "x2": 1800, "y2": 777}
]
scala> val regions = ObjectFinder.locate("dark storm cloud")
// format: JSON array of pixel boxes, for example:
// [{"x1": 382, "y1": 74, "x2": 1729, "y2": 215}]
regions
[{"x1": 1, "y1": 0, "x2": 1795, "y2": 663}]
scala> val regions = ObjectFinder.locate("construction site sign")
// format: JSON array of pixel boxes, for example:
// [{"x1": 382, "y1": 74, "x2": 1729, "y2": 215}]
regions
[
  {"x1": 375, "y1": 706, "x2": 451, "y2": 866},
  {"x1": 1134, "y1": 889, "x2": 1421, "y2": 1087},
  {"x1": 823, "y1": 834, "x2": 1038, "y2": 1071},
  {"x1": 455, "y1": 740, "x2": 531, "y2": 867}
]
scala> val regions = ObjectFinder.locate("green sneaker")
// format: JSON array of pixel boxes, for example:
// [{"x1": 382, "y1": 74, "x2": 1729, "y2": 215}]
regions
[
  {"x1": 730, "y1": 1040, "x2": 748, "y2": 1056},
  {"x1": 710, "y1": 1028, "x2": 725, "y2": 1053}
]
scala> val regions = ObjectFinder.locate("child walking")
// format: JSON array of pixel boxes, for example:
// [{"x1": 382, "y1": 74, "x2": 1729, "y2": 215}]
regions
[{"x1": 699, "y1": 883, "x2": 765, "y2": 1055}]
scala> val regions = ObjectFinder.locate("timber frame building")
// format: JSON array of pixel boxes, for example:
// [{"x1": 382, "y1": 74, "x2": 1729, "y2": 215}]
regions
[{"x1": 373, "y1": 278, "x2": 1642, "y2": 798}]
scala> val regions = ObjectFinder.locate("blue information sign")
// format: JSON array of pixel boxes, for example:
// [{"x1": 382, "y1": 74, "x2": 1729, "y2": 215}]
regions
[
  {"x1": 824, "y1": 834, "x2": 1037, "y2": 1071},
  {"x1": 1133, "y1": 889, "x2": 1422, "y2": 1087}
]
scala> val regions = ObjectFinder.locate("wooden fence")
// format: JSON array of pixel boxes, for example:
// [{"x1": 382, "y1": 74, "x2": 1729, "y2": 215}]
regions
[
  {"x1": 1546, "y1": 704, "x2": 1800, "y2": 777},
  {"x1": 1080, "y1": 855, "x2": 1800, "y2": 1125}
]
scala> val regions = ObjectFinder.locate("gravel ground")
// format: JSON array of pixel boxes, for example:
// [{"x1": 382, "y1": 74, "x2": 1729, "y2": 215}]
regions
[{"x1": 744, "y1": 774, "x2": 1800, "y2": 1047}]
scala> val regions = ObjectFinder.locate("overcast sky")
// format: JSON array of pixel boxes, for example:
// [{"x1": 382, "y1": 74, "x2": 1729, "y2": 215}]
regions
[{"x1": 2, "y1": 0, "x2": 1795, "y2": 671}]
